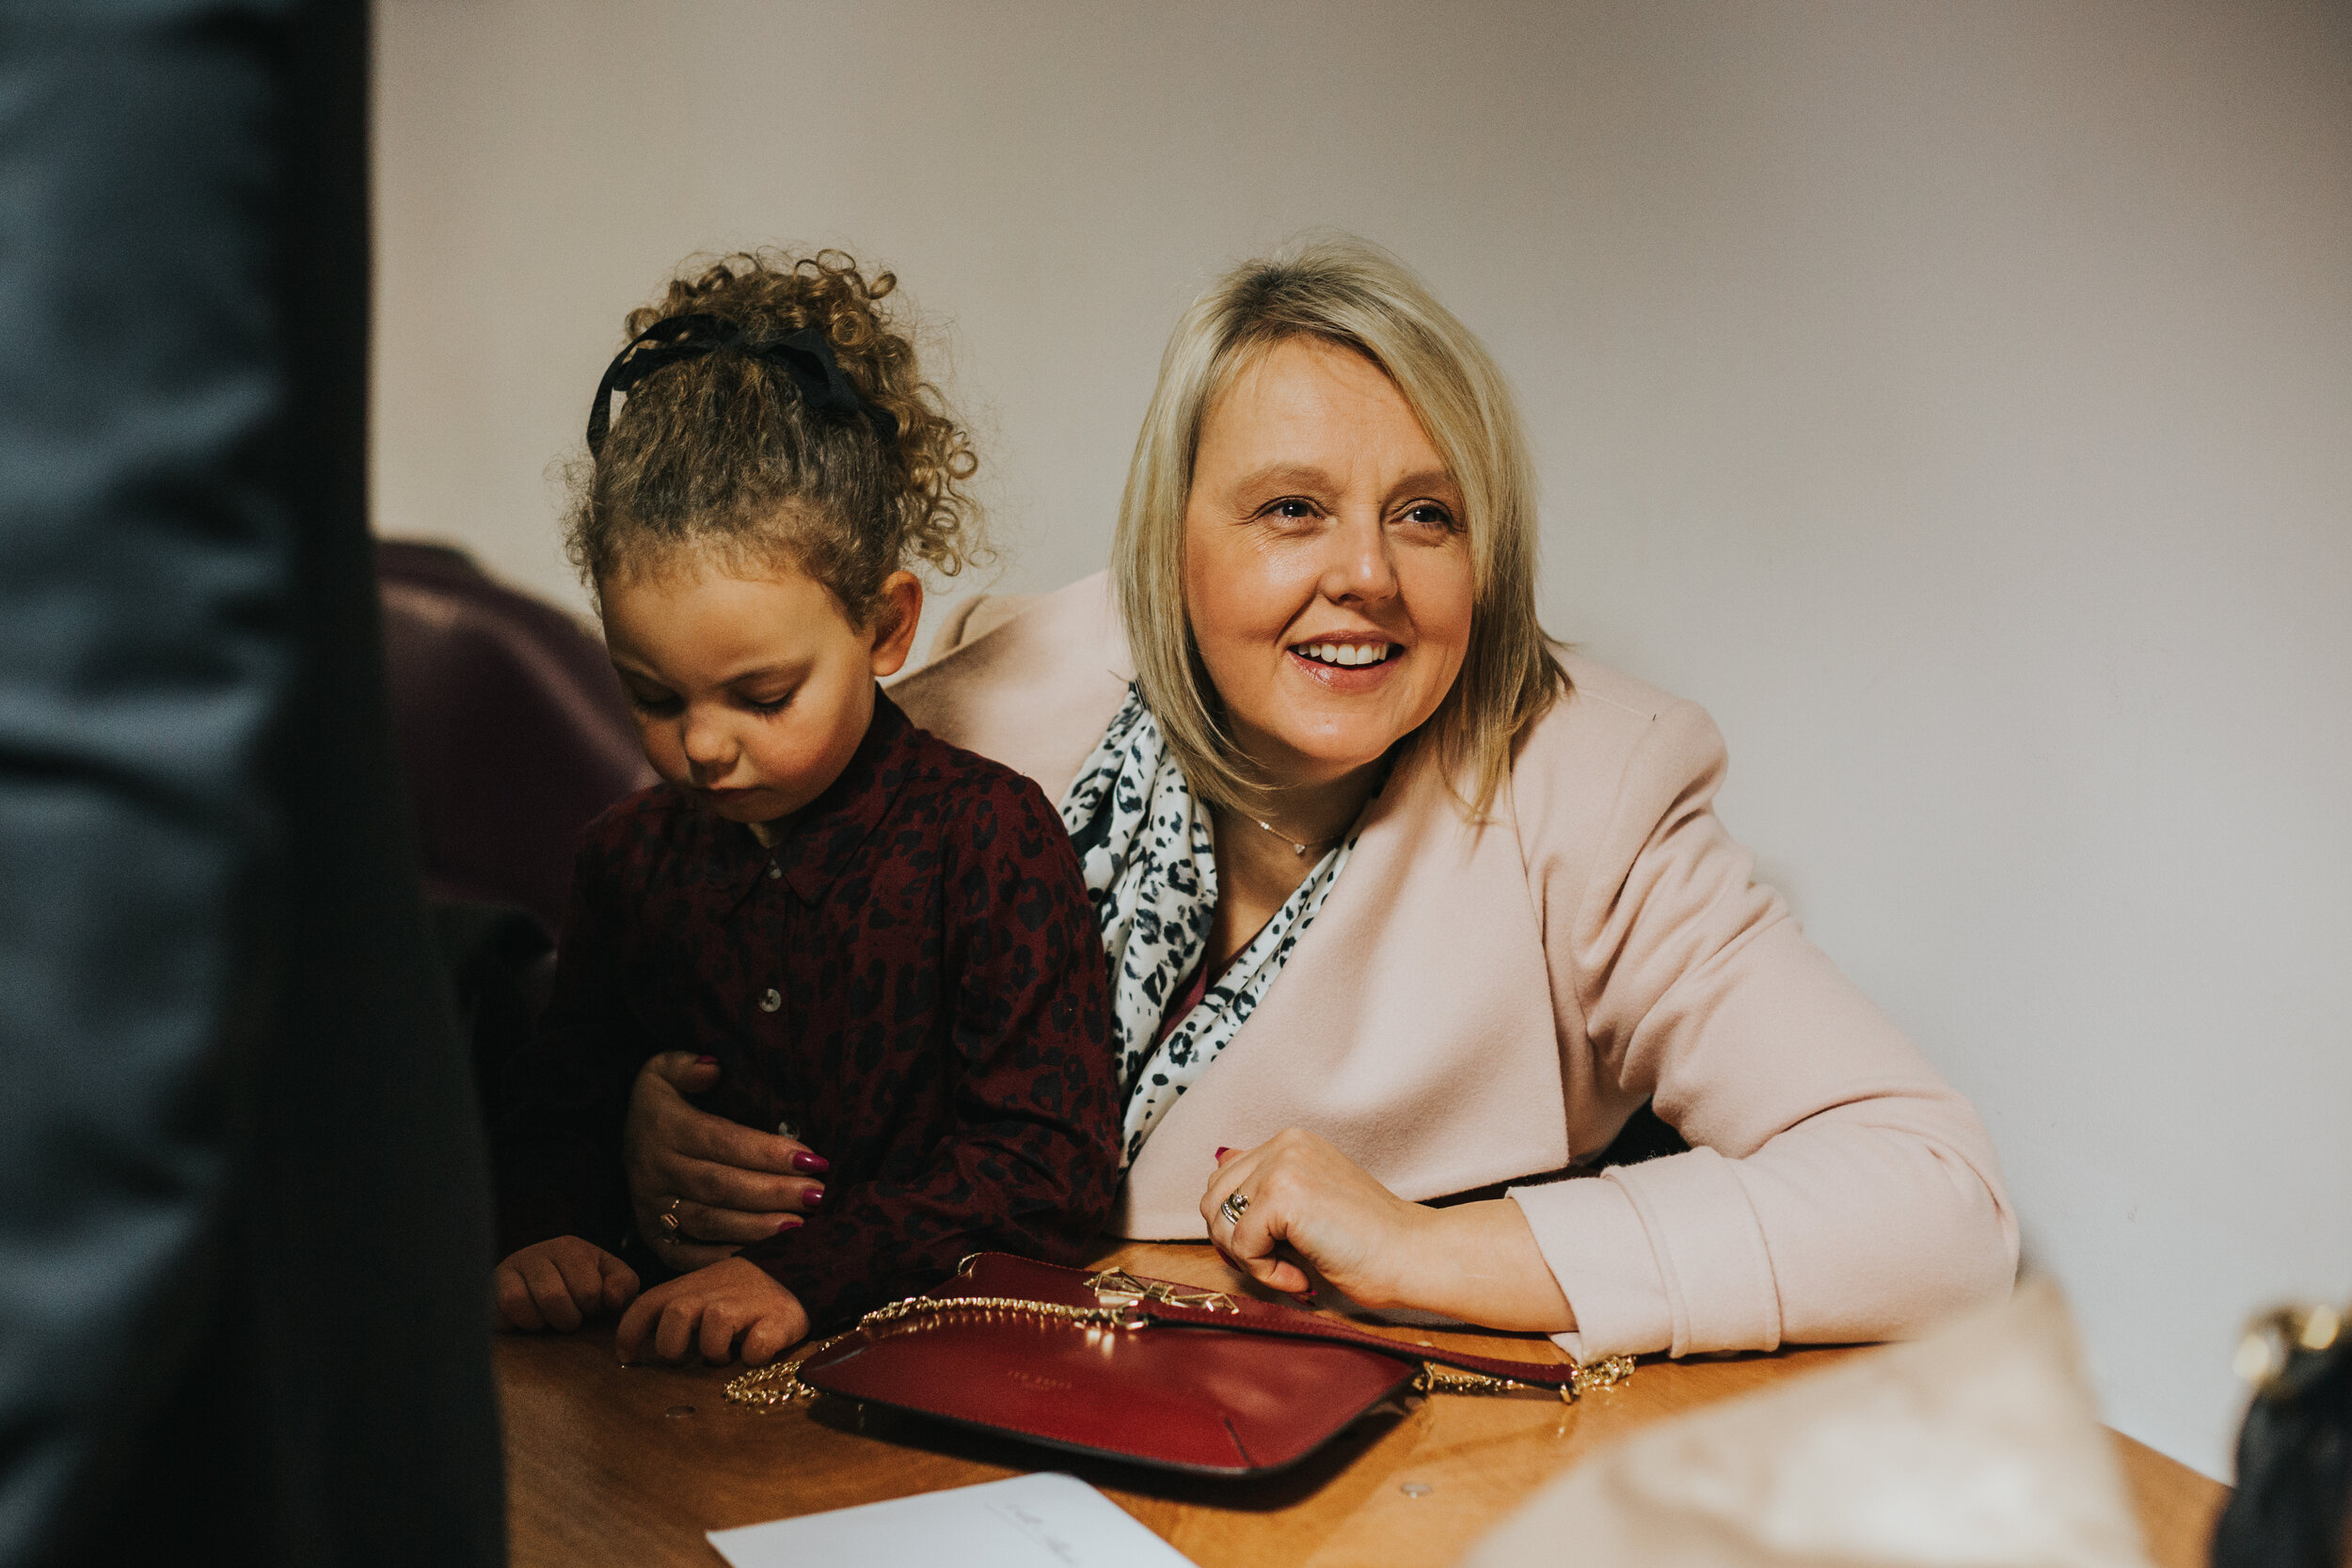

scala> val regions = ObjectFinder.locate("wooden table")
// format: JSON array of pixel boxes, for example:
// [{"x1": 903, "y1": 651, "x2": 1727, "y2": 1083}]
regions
[{"x1": 501, "y1": 1242, "x2": 2227, "y2": 1568}]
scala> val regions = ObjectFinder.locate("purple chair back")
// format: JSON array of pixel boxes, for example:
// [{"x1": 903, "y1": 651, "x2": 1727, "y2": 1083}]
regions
[{"x1": 377, "y1": 541, "x2": 653, "y2": 931}]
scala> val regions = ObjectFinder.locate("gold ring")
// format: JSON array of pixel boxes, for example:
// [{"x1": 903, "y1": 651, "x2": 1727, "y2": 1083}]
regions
[
  {"x1": 1219, "y1": 1191, "x2": 1250, "y2": 1226},
  {"x1": 659, "y1": 1196, "x2": 684, "y2": 1237}
]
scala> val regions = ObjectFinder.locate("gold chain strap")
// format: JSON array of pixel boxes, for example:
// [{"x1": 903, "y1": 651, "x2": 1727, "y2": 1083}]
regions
[
  {"x1": 725, "y1": 1292, "x2": 1144, "y2": 1409},
  {"x1": 724, "y1": 1267, "x2": 1635, "y2": 1411},
  {"x1": 1414, "y1": 1353, "x2": 1636, "y2": 1403}
]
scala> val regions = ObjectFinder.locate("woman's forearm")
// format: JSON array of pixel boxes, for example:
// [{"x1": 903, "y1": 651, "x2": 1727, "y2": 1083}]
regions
[{"x1": 1399, "y1": 1198, "x2": 1577, "y2": 1334}]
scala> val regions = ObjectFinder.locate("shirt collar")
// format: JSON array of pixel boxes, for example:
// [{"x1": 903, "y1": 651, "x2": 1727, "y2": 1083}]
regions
[{"x1": 711, "y1": 689, "x2": 917, "y2": 911}]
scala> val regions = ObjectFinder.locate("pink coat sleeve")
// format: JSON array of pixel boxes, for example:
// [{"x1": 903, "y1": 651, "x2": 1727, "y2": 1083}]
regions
[{"x1": 1508, "y1": 697, "x2": 2018, "y2": 1360}]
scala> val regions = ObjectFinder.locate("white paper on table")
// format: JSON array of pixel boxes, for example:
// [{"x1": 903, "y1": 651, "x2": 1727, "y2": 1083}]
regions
[{"x1": 707, "y1": 1472, "x2": 1200, "y2": 1568}]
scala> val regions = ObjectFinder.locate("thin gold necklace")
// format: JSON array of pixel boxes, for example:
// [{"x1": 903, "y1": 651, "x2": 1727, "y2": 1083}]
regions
[{"x1": 1247, "y1": 814, "x2": 1345, "y2": 858}]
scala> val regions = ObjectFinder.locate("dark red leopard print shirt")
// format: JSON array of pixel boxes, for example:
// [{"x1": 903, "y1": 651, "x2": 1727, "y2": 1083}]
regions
[{"x1": 496, "y1": 690, "x2": 1120, "y2": 1329}]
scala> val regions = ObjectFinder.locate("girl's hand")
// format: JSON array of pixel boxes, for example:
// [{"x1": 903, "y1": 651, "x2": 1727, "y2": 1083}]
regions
[
  {"x1": 613, "y1": 1257, "x2": 811, "y2": 1367},
  {"x1": 1202, "y1": 1130, "x2": 1579, "y2": 1332},
  {"x1": 494, "y1": 1236, "x2": 640, "y2": 1332},
  {"x1": 624, "y1": 1052, "x2": 826, "y2": 1272}
]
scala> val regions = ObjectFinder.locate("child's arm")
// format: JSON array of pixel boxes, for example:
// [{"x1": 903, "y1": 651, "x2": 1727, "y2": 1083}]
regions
[
  {"x1": 724, "y1": 777, "x2": 1121, "y2": 1332},
  {"x1": 494, "y1": 1236, "x2": 639, "y2": 1332}
]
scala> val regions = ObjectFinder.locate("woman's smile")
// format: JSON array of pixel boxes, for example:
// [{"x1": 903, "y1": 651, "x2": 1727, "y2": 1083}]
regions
[{"x1": 1284, "y1": 636, "x2": 1404, "y2": 690}]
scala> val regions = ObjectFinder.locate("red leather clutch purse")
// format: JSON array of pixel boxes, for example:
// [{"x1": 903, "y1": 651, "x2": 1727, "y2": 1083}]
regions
[{"x1": 725, "y1": 1252, "x2": 1631, "y2": 1478}]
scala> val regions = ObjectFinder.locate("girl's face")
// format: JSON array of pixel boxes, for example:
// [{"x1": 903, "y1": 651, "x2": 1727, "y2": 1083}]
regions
[
  {"x1": 1181, "y1": 335, "x2": 1476, "y2": 794},
  {"x1": 599, "y1": 554, "x2": 922, "y2": 824}
]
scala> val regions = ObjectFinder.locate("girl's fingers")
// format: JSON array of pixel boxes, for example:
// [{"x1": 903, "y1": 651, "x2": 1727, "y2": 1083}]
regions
[
  {"x1": 550, "y1": 1246, "x2": 610, "y2": 1314},
  {"x1": 613, "y1": 1291, "x2": 660, "y2": 1360},
  {"x1": 739, "y1": 1313, "x2": 795, "y2": 1368},
  {"x1": 522, "y1": 1256, "x2": 584, "y2": 1333},
  {"x1": 654, "y1": 1299, "x2": 698, "y2": 1363},
  {"x1": 599, "y1": 1255, "x2": 641, "y2": 1311},
  {"x1": 493, "y1": 1268, "x2": 544, "y2": 1331},
  {"x1": 699, "y1": 1305, "x2": 743, "y2": 1365}
]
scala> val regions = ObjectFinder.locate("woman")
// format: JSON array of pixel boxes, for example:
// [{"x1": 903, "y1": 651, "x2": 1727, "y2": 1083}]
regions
[{"x1": 621, "y1": 238, "x2": 2016, "y2": 1360}]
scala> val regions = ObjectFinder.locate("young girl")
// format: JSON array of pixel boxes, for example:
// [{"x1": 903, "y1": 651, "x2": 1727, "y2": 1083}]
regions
[{"x1": 490, "y1": 251, "x2": 1120, "y2": 1365}]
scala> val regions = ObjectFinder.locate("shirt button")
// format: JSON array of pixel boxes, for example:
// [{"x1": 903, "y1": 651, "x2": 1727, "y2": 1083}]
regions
[
  {"x1": 776, "y1": 1120, "x2": 801, "y2": 1140},
  {"x1": 758, "y1": 988, "x2": 782, "y2": 1013},
  {"x1": 767, "y1": 863, "x2": 781, "y2": 879}
]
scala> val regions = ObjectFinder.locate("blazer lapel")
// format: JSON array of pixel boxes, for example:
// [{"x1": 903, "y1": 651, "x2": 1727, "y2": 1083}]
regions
[{"x1": 1115, "y1": 736, "x2": 1572, "y2": 1239}]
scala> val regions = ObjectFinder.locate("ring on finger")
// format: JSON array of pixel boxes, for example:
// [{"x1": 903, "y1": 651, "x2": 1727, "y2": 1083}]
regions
[
  {"x1": 1219, "y1": 1191, "x2": 1251, "y2": 1227},
  {"x1": 659, "y1": 1195, "x2": 684, "y2": 1238}
]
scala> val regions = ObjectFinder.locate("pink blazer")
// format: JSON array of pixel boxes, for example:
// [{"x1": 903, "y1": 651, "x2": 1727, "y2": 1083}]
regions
[{"x1": 894, "y1": 574, "x2": 2018, "y2": 1360}]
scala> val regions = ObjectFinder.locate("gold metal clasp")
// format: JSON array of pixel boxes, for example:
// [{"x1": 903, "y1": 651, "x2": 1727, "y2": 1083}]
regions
[{"x1": 1086, "y1": 1268, "x2": 1239, "y2": 1313}]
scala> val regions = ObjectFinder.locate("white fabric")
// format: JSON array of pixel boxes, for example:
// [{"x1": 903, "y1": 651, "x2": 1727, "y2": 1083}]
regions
[
  {"x1": 1463, "y1": 1278, "x2": 2150, "y2": 1568},
  {"x1": 1057, "y1": 687, "x2": 1357, "y2": 1165}
]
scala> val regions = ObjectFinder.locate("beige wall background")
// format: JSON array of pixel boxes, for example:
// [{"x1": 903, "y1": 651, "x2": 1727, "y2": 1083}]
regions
[{"x1": 373, "y1": 0, "x2": 2352, "y2": 1477}]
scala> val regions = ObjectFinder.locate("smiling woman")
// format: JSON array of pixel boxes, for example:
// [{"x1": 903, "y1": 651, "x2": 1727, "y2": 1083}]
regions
[
  {"x1": 627, "y1": 235, "x2": 2020, "y2": 1366},
  {"x1": 1170, "y1": 338, "x2": 1478, "y2": 984}
]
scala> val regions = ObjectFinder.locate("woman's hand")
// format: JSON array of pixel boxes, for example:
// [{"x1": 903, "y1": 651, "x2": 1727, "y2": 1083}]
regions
[
  {"x1": 624, "y1": 1052, "x2": 826, "y2": 1272},
  {"x1": 613, "y1": 1256, "x2": 810, "y2": 1367},
  {"x1": 1203, "y1": 1130, "x2": 1578, "y2": 1332}
]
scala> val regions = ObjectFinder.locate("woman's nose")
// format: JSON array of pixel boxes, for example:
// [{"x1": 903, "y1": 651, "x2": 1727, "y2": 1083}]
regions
[{"x1": 1321, "y1": 511, "x2": 1400, "y2": 604}]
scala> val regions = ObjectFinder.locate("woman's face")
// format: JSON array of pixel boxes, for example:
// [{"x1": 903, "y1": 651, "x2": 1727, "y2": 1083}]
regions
[{"x1": 1183, "y1": 336, "x2": 1475, "y2": 793}]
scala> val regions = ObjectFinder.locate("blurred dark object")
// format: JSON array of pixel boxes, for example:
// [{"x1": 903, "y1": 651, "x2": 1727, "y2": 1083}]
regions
[
  {"x1": 379, "y1": 541, "x2": 651, "y2": 931},
  {"x1": 0, "y1": 3, "x2": 504, "y2": 1563},
  {"x1": 2215, "y1": 1304, "x2": 2351, "y2": 1568},
  {"x1": 430, "y1": 897, "x2": 559, "y2": 1140}
]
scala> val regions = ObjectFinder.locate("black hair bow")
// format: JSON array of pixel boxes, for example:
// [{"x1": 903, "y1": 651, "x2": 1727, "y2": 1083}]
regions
[{"x1": 584, "y1": 312, "x2": 899, "y2": 454}]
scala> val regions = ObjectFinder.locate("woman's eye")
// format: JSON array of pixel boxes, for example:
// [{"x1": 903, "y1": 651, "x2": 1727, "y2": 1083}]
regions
[
  {"x1": 1263, "y1": 498, "x2": 1320, "y2": 521},
  {"x1": 1399, "y1": 502, "x2": 1459, "y2": 531}
]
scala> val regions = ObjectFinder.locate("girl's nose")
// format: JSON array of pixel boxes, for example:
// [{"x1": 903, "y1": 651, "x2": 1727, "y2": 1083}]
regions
[
  {"x1": 1320, "y1": 510, "x2": 1400, "y2": 605},
  {"x1": 679, "y1": 709, "x2": 735, "y2": 775}
]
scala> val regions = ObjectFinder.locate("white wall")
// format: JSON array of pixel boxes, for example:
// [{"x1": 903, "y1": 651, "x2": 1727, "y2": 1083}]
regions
[{"x1": 373, "y1": 0, "x2": 2352, "y2": 1477}]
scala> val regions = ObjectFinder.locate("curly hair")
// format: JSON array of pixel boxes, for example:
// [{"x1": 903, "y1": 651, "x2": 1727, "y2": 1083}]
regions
[{"x1": 566, "y1": 249, "x2": 985, "y2": 622}]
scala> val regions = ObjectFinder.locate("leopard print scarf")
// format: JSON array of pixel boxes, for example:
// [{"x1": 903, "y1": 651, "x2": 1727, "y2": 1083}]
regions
[{"x1": 1060, "y1": 687, "x2": 1358, "y2": 1167}]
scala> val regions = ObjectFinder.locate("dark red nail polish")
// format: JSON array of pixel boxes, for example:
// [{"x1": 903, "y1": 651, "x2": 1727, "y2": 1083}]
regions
[
  {"x1": 1214, "y1": 1147, "x2": 1232, "y2": 1160},
  {"x1": 695, "y1": 1054, "x2": 718, "y2": 1066},
  {"x1": 792, "y1": 1152, "x2": 829, "y2": 1174},
  {"x1": 771, "y1": 1215, "x2": 803, "y2": 1234},
  {"x1": 803, "y1": 1187, "x2": 824, "y2": 1211}
]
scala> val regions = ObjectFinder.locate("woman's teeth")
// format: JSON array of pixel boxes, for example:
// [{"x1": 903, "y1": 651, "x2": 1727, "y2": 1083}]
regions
[{"x1": 1296, "y1": 642, "x2": 1395, "y2": 668}]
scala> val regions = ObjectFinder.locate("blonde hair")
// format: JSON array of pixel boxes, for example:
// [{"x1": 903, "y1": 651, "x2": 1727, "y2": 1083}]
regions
[{"x1": 1113, "y1": 235, "x2": 1562, "y2": 817}]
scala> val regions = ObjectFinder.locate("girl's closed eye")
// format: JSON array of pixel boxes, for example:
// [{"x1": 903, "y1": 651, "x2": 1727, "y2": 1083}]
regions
[
  {"x1": 740, "y1": 688, "x2": 796, "y2": 715},
  {"x1": 622, "y1": 679, "x2": 682, "y2": 717}
]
